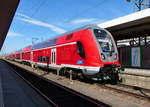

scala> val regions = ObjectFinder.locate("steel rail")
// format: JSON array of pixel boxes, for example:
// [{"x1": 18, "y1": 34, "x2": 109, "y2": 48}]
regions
[
  {"x1": 96, "y1": 83, "x2": 150, "y2": 102},
  {"x1": 118, "y1": 84, "x2": 150, "y2": 93},
  {"x1": 118, "y1": 83, "x2": 150, "y2": 99}
]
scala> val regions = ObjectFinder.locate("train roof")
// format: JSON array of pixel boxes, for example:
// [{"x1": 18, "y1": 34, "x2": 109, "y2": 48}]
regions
[
  {"x1": 22, "y1": 45, "x2": 32, "y2": 52},
  {"x1": 0, "y1": 0, "x2": 20, "y2": 50},
  {"x1": 15, "y1": 49, "x2": 22, "y2": 53},
  {"x1": 56, "y1": 24, "x2": 102, "y2": 37}
]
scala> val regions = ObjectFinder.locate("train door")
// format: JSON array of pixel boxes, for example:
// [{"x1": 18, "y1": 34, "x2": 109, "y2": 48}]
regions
[{"x1": 51, "y1": 48, "x2": 56, "y2": 65}]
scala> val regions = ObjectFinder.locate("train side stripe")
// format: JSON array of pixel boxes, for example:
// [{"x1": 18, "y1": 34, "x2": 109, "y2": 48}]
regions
[{"x1": 34, "y1": 62, "x2": 100, "y2": 71}]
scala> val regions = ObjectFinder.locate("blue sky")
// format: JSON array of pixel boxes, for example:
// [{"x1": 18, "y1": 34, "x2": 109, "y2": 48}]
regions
[{"x1": 1, "y1": 0, "x2": 134, "y2": 54}]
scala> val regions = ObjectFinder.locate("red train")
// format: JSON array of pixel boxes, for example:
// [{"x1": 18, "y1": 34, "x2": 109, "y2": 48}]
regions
[{"x1": 6, "y1": 25, "x2": 122, "y2": 81}]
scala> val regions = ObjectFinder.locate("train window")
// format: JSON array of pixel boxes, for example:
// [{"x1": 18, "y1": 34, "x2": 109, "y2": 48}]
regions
[
  {"x1": 77, "y1": 42, "x2": 85, "y2": 59},
  {"x1": 94, "y1": 29, "x2": 115, "y2": 53},
  {"x1": 16, "y1": 56, "x2": 20, "y2": 59},
  {"x1": 42, "y1": 57, "x2": 46, "y2": 62},
  {"x1": 52, "y1": 52, "x2": 54, "y2": 63},
  {"x1": 42, "y1": 56, "x2": 49, "y2": 63},
  {"x1": 53, "y1": 52, "x2": 55, "y2": 64},
  {"x1": 38, "y1": 56, "x2": 42, "y2": 62},
  {"x1": 94, "y1": 29, "x2": 107, "y2": 38},
  {"x1": 46, "y1": 56, "x2": 49, "y2": 63},
  {"x1": 38, "y1": 56, "x2": 39, "y2": 61}
]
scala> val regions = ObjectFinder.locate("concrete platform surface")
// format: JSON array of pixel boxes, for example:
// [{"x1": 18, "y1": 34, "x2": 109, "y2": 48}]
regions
[
  {"x1": 121, "y1": 68, "x2": 150, "y2": 77},
  {"x1": 0, "y1": 60, "x2": 51, "y2": 107}
]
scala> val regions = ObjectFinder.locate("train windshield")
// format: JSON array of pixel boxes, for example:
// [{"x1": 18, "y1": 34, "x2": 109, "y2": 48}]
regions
[{"x1": 94, "y1": 29, "x2": 114, "y2": 53}]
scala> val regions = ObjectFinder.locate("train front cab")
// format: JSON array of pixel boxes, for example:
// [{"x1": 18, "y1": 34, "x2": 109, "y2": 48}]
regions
[{"x1": 80, "y1": 26, "x2": 122, "y2": 82}]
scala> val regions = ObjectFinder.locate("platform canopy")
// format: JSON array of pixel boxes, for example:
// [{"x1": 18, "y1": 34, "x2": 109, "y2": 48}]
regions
[
  {"x1": 0, "y1": 0, "x2": 20, "y2": 50},
  {"x1": 98, "y1": 8, "x2": 150, "y2": 40}
]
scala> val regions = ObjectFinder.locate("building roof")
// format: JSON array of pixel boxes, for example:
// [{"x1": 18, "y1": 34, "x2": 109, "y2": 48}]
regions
[
  {"x1": 98, "y1": 8, "x2": 150, "y2": 40},
  {"x1": 0, "y1": 0, "x2": 20, "y2": 50}
]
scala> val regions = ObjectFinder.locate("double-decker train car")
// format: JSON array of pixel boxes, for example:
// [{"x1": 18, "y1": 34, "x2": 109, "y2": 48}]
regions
[
  {"x1": 30, "y1": 25, "x2": 121, "y2": 81},
  {"x1": 6, "y1": 25, "x2": 122, "y2": 81}
]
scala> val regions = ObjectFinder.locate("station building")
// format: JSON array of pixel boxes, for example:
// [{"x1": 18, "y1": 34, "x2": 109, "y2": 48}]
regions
[{"x1": 98, "y1": 8, "x2": 150, "y2": 69}]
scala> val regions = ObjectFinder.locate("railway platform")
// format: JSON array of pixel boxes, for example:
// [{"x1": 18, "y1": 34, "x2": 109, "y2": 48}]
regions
[
  {"x1": 0, "y1": 60, "x2": 51, "y2": 107},
  {"x1": 121, "y1": 68, "x2": 150, "y2": 77},
  {"x1": 120, "y1": 68, "x2": 150, "y2": 90}
]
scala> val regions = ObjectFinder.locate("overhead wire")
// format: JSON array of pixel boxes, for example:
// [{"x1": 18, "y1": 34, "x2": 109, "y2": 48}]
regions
[
  {"x1": 16, "y1": 0, "x2": 108, "y2": 38},
  {"x1": 17, "y1": 0, "x2": 108, "y2": 33},
  {"x1": 17, "y1": 0, "x2": 47, "y2": 33},
  {"x1": 10, "y1": 0, "x2": 109, "y2": 52},
  {"x1": 62, "y1": 0, "x2": 108, "y2": 24}
]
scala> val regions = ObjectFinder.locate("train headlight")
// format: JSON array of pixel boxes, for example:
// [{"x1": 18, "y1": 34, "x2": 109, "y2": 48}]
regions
[{"x1": 101, "y1": 53, "x2": 105, "y2": 60}]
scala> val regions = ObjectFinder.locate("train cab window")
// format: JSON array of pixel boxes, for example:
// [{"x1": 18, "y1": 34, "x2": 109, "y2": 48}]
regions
[
  {"x1": 77, "y1": 42, "x2": 85, "y2": 59},
  {"x1": 94, "y1": 29, "x2": 107, "y2": 38},
  {"x1": 94, "y1": 29, "x2": 115, "y2": 53}
]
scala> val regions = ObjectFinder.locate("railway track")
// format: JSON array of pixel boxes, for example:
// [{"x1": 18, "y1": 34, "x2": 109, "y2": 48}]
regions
[
  {"x1": 96, "y1": 83, "x2": 150, "y2": 102},
  {"x1": 4, "y1": 60, "x2": 109, "y2": 107}
]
